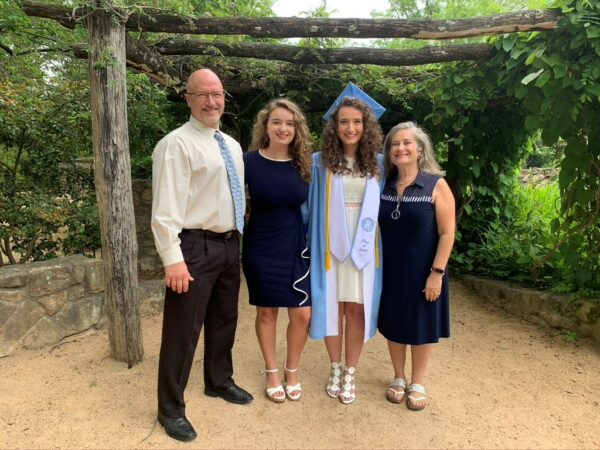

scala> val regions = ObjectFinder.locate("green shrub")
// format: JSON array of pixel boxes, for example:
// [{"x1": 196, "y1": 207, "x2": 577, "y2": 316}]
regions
[
  {"x1": 453, "y1": 181, "x2": 599, "y2": 297},
  {"x1": 0, "y1": 177, "x2": 100, "y2": 264}
]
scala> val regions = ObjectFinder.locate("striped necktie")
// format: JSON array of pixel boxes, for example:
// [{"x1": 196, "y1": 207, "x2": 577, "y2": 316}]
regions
[{"x1": 214, "y1": 131, "x2": 244, "y2": 234}]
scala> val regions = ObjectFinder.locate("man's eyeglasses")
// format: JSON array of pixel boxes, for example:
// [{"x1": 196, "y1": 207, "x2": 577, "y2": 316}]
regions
[{"x1": 186, "y1": 91, "x2": 225, "y2": 102}]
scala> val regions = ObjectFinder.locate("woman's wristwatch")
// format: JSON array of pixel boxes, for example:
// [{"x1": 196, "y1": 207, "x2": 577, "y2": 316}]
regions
[{"x1": 430, "y1": 266, "x2": 445, "y2": 275}]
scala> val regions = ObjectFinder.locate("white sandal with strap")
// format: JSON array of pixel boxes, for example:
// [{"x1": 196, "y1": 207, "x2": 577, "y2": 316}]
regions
[
  {"x1": 264, "y1": 368, "x2": 285, "y2": 403},
  {"x1": 326, "y1": 362, "x2": 343, "y2": 398},
  {"x1": 284, "y1": 366, "x2": 302, "y2": 401},
  {"x1": 407, "y1": 383, "x2": 427, "y2": 411},
  {"x1": 339, "y1": 366, "x2": 356, "y2": 405},
  {"x1": 386, "y1": 378, "x2": 407, "y2": 404}
]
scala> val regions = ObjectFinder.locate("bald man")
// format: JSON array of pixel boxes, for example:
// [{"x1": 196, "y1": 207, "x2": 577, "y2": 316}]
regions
[{"x1": 151, "y1": 69, "x2": 253, "y2": 442}]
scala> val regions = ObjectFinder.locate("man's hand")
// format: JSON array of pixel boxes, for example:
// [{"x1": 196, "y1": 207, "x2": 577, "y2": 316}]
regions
[{"x1": 165, "y1": 262, "x2": 194, "y2": 294}]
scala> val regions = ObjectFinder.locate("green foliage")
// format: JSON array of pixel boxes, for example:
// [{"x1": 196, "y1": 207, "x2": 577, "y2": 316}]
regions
[
  {"x1": 0, "y1": 1, "x2": 95, "y2": 264},
  {"x1": 419, "y1": 0, "x2": 600, "y2": 295},
  {"x1": 372, "y1": 0, "x2": 551, "y2": 49},
  {"x1": 489, "y1": 0, "x2": 600, "y2": 294},
  {"x1": 0, "y1": 0, "x2": 200, "y2": 261},
  {"x1": 526, "y1": 134, "x2": 563, "y2": 167},
  {"x1": 0, "y1": 189, "x2": 100, "y2": 263},
  {"x1": 454, "y1": 182, "x2": 566, "y2": 288},
  {"x1": 379, "y1": 0, "x2": 550, "y2": 20},
  {"x1": 61, "y1": 194, "x2": 101, "y2": 256},
  {"x1": 127, "y1": 72, "x2": 186, "y2": 178},
  {"x1": 425, "y1": 61, "x2": 532, "y2": 254},
  {"x1": 179, "y1": 0, "x2": 274, "y2": 17}
]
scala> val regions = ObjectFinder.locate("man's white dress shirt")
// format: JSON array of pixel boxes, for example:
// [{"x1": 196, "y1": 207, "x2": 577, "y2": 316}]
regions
[{"x1": 151, "y1": 116, "x2": 245, "y2": 266}]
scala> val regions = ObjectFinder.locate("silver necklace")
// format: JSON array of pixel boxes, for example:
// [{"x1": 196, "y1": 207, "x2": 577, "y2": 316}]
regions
[
  {"x1": 391, "y1": 184, "x2": 404, "y2": 220},
  {"x1": 391, "y1": 176, "x2": 416, "y2": 220},
  {"x1": 391, "y1": 202, "x2": 401, "y2": 220}
]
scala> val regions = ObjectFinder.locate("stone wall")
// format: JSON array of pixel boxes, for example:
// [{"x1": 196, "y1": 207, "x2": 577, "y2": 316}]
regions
[
  {"x1": 462, "y1": 275, "x2": 600, "y2": 345},
  {"x1": 0, "y1": 256, "x2": 164, "y2": 357},
  {"x1": 132, "y1": 179, "x2": 162, "y2": 271},
  {"x1": 4, "y1": 253, "x2": 598, "y2": 357}
]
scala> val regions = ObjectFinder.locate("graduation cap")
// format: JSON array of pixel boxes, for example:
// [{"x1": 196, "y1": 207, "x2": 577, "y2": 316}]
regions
[{"x1": 323, "y1": 82, "x2": 386, "y2": 121}]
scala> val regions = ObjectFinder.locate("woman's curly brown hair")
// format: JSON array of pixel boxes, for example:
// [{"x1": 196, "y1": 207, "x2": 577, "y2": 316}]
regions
[
  {"x1": 321, "y1": 97, "x2": 383, "y2": 179},
  {"x1": 249, "y1": 98, "x2": 312, "y2": 183}
]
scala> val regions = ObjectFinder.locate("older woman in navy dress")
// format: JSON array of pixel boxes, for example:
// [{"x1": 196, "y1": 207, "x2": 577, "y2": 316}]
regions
[
  {"x1": 243, "y1": 99, "x2": 312, "y2": 403},
  {"x1": 378, "y1": 122, "x2": 455, "y2": 410}
]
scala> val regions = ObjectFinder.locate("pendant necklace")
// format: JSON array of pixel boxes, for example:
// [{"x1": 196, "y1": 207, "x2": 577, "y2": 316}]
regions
[
  {"x1": 391, "y1": 201, "x2": 401, "y2": 220},
  {"x1": 391, "y1": 175, "x2": 417, "y2": 220},
  {"x1": 392, "y1": 187, "x2": 404, "y2": 220}
]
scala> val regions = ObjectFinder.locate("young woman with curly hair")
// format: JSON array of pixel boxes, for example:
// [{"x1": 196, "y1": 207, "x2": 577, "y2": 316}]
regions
[
  {"x1": 242, "y1": 98, "x2": 312, "y2": 403},
  {"x1": 308, "y1": 96, "x2": 384, "y2": 405}
]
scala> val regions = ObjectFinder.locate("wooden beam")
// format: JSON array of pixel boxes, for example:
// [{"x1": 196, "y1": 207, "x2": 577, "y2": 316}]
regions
[
  {"x1": 23, "y1": 1, "x2": 559, "y2": 39},
  {"x1": 74, "y1": 40, "x2": 257, "y2": 95},
  {"x1": 23, "y1": 1, "x2": 79, "y2": 29},
  {"x1": 127, "y1": 9, "x2": 560, "y2": 39},
  {"x1": 150, "y1": 38, "x2": 494, "y2": 66},
  {"x1": 75, "y1": 38, "x2": 188, "y2": 93},
  {"x1": 74, "y1": 37, "x2": 488, "y2": 97},
  {"x1": 124, "y1": 37, "x2": 185, "y2": 92},
  {"x1": 85, "y1": 4, "x2": 143, "y2": 366}
]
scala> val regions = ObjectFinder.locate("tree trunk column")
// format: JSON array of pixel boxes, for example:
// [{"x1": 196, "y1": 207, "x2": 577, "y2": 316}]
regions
[{"x1": 86, "y1": 4, "x2": 143, "y2": 367}]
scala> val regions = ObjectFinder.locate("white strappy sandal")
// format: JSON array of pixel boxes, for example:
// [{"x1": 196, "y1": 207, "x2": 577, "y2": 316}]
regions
[
  {"x1": 264, "y1": 368, "x2": 285, "y2": 403},
  {"x1": 326, "y1": 362, "x2": 343, "y2": 398},
  {"x1": 339, "y1": 366, "x2": 356, "y2": 405},
  {"x1": 284, "y1": 366, "x2": 302, "y2": 401}
]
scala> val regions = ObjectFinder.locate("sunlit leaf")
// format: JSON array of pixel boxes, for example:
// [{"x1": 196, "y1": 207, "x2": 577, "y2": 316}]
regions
[{"x1": 522, "y1": 68, "x2": 545, "y2": 85}]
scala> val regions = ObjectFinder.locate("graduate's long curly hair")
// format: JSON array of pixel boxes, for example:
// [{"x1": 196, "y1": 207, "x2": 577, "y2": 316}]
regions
[
  {"x1": 320, "y1": 97, "x2": 382, "y2": 179},
  {"x1": 249, "y1": 98, "x2": 312, "y2": 183}
]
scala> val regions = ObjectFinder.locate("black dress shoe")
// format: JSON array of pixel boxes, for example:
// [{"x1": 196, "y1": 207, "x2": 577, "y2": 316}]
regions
[
  {"x1": 157, "y1": 413, "x2": 197, "y2": 442},
  {"x1": 204, "y1": 383, "x2": 254, "y2": 404}
]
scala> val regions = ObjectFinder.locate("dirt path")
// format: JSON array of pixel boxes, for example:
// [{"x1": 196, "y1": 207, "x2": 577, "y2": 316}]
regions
[{"x1": 1, "y1": 280, "x2": 599, "y2": 449}]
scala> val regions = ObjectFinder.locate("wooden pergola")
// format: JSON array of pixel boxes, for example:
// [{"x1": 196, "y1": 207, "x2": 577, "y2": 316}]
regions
[{"x1": 23, "y1": 0, "x2": 562, "y2": 366}]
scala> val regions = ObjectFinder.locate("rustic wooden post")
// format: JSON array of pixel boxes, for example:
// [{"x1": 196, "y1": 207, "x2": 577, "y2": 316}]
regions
[{"x1": 85, "y1": 1, "x2": 143, "y2": 366}]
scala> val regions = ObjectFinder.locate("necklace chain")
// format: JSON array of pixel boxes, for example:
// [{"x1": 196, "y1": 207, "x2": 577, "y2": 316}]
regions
[{"x1": 392, "y1": 174, "x2": 417, "y2": 220}]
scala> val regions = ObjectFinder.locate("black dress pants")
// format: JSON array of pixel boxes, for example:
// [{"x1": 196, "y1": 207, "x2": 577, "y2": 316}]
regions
[{"x1": 157, "y1": 230, "x2": 240, "y2": 418}]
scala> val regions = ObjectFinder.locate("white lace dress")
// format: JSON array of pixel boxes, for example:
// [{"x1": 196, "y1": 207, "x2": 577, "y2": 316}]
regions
[{"x1": 331, "y1": 159, "x2": 367, "y2": 304}]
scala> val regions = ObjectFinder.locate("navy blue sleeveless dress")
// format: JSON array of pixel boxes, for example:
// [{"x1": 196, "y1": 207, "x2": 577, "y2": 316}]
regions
[
  {"x1": 242, "y1": 151, "x2": 310, "y2": 308},
  {"x1": 377, "y1": 171, "x2": 450, "y2": 344}
]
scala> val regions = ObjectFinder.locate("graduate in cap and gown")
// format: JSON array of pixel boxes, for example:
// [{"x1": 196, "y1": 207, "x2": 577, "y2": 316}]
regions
[{"x1": 308, "y1": 84, "x2": 385, "y2": 404}]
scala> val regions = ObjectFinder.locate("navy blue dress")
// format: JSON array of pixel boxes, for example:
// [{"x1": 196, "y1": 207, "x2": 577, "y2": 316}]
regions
[
  {"x1": 242, "y1": 151, "x2": 310, "y2": 308},
  {"x1": 378, "y1": 171, "x2": 450, "y2": 344}
]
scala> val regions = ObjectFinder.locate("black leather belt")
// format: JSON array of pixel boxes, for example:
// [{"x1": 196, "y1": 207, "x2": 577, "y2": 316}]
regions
[{"x1": 182, "y1": 228, "x2": 235, "y2": 240}]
